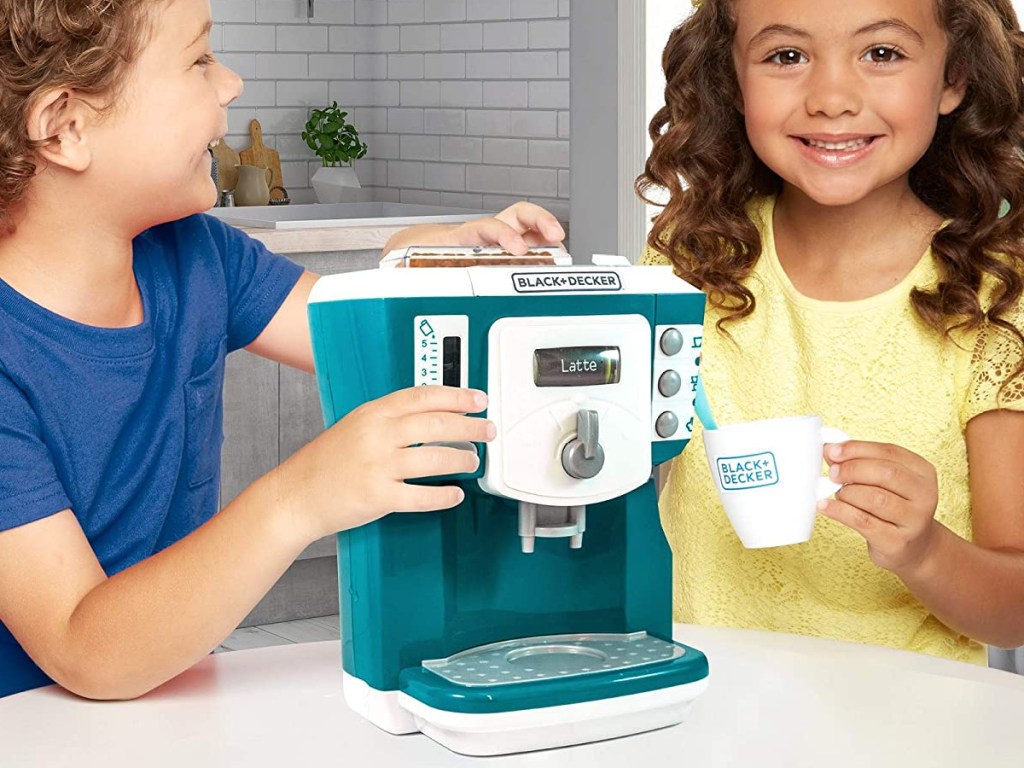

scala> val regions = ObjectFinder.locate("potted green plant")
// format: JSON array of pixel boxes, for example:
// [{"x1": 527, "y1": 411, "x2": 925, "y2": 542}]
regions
[{"x1": 302, "y1": 101, "x2": 369, "y2": 203}]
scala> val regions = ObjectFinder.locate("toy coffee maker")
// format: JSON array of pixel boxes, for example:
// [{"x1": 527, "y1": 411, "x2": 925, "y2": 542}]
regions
[{"x1": 307, "y1": 246, "x2": 711, "y2": 755}]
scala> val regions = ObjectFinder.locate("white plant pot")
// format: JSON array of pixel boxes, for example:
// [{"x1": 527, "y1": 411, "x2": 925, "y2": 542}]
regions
[{"x1": 311, "y1": 165, "x2": 362, "y2": 203}]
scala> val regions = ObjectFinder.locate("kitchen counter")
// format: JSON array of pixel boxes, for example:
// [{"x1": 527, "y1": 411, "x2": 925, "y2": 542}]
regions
[
  {"x1": 3, "y1": 624, "x2": 1021, "y2": 767},
  {"x1": 235, "y1": 221, "x2": 409, "y2": 254},
  {"x1": 209, "y1": 201, "x2": 496, "y2": 255}
]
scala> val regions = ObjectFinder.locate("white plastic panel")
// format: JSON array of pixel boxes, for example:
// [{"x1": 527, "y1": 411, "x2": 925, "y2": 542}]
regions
[
  {"x1": 311, "y1": 263, "x2": 701, "y2": 304},
  {"x1": 479, "y1": 314, "x2": 652, "y2": 505}
]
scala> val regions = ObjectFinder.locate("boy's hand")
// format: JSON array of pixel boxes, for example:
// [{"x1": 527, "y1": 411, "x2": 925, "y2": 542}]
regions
[
  {"x1": 453, "y1": 201, "x2": 566, "y2": 255},
  {"x1": 274, "y1": 386, "x2": 495, "y2": 542},
  {"x1": 381, "y1": 202, "x2": 565, "y2": 257},
  {"x1": 817, "y1": 441, "x2": 941, "y2": 576}
]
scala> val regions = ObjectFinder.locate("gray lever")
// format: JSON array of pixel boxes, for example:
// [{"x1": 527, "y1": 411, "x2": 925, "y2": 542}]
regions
[
  {"x1": 561, "y1": 409, "x2": 605, "y2": 480},
  {"x1": 579, "y1": 409, "x2": 598, "y2": 459}
]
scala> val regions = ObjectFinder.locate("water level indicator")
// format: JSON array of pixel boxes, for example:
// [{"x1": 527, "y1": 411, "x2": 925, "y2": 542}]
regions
[{"x1": 414, "y1": 315, "x2": 469, "y2": 387}]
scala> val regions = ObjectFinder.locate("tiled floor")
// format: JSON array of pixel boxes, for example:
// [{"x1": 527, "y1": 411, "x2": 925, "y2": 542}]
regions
[{"x1": 215, "y1": 614, "x2": 340, "y2": 653}]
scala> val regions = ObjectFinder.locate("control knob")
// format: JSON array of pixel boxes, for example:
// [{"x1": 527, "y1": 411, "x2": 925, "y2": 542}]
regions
[{"x1": 561, "y1": 409, "x2": 605, "y2": 480}]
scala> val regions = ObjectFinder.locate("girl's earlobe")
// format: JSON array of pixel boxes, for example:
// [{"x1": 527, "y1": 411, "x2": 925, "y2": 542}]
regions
[
  {"x1": 28, "y1": 89, "x2": 92, "y2": 173},
  {"x1": 732, "y1": 82, "x2": 746, "y2": 115},
  {"x1": 939, "y1": 72, "x2": 968, "y2": 116}
]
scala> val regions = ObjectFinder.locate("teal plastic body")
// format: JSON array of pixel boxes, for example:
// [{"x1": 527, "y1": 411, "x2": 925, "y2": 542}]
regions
[{"x1": 309, "y1": 289, "x2": 707, "y2": 713}]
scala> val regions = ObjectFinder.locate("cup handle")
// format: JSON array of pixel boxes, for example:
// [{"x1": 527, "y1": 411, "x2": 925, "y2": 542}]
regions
[
  {"x1": 264, "y1": 167, "x2": 273, "y2": 186},
  {"x1": 816, "y1": 427, "x2": 851, "y2": 499}
]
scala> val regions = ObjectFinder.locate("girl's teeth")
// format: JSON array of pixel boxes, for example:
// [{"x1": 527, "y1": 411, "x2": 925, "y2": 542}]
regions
[
  {"x1": 208, "y1": 139, "x2": 220, "y2": 149},
  {"x1": 805, "y1": 138, "x2": 871, "y2": 151}
]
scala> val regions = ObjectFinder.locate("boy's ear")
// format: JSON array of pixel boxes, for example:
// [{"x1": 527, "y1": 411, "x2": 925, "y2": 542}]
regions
[{"x1": 27, "y1": 88, "x2": 94, "y2": 173}]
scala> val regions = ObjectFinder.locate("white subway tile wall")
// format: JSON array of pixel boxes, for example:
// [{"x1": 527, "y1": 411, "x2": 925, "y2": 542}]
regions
[{"x1": 212, "y1": 0, "x2": 570, "y2": 216}]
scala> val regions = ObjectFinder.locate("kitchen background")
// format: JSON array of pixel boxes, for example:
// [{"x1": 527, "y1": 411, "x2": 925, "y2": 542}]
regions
[{"x1": 211, "y1": 0, "x2": 571, "y2": 220}]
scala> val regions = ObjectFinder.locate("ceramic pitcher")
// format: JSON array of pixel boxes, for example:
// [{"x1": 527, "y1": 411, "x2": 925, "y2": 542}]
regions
[{"x1": 234, "y1": 164, "x2": 272, "y2": 206}]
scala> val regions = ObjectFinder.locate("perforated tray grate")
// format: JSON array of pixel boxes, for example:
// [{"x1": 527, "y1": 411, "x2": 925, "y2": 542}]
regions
[{"x1": 421, "y1": 631, "x2": 685, "y2": 687}]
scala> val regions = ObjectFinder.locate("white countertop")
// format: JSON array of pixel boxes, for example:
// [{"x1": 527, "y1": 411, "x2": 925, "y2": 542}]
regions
[
  {"x1": 236, "y1": 221, "x2": 408, "y2": 254},
  {"x1": 3, "y1": 624, "x2": 1022, "y2": 767},
  {"x1": 209, "y1": 202, "x2": 494, "y2": 255}
]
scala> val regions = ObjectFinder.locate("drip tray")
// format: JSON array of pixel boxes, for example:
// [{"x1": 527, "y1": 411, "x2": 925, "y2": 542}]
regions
[{"x1": 422, "y1": 631, "x2": 684, "y2": 687}]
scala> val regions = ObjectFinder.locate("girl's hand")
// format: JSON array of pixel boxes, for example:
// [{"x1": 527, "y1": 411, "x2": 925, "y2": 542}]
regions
[{"x1": 818, "y1": 440, "x2": 941, "y2": 576}]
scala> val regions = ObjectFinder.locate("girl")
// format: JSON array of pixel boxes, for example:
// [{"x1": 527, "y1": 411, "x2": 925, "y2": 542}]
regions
[
  {"x1": 0, "y1": 0, "x2": 562, "y2": 699},
  {"x1": 636, "y1": 0, "x2": 1024, "y2": 663}
]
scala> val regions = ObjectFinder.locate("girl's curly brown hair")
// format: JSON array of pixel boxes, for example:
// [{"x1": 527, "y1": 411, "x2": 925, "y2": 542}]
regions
[
  {"x1": 637, "y1": 0, "x2": 1024, "y2": 384},
  {"x1": 0, "y1": 0, "x2": 152, "y2": 234}
]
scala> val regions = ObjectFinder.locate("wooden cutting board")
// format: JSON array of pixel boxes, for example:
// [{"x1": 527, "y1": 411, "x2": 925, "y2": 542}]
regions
[
  {"x1": 211, "y1": 139, "x2": 240, "y2": 192},
  {"x1": 239, "y1": 118, "x2": 284, "y2": 195}
]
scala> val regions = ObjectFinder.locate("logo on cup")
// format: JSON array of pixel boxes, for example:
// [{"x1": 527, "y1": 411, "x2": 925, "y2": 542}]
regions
[{"x1": 716, "y1": 452, "x2": 779, "y2": 491}]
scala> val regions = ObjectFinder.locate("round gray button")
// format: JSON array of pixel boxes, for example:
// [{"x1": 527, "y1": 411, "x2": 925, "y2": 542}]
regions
[
  {"x1": 655, "y1": 411, "x2": 679, "y2": 438},
  {"x1": 660, "y1": 328, "x2": 683, "y2": 356},
  {"x1": 658, "y1": 370, "x2": 682, "y2": 398},
  {"x1": 562, "y1": 439, "x2": 606, "y2": 479}
]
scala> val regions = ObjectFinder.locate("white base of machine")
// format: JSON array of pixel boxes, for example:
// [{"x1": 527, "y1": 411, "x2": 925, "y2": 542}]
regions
[{"x1": 343, "y1": 671, "x2": 709, "y2": 756}]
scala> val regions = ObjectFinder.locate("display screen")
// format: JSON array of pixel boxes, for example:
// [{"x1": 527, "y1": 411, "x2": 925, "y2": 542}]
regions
[{"x1": 533, "y1": 346, "x2": 621, "y2": 387}]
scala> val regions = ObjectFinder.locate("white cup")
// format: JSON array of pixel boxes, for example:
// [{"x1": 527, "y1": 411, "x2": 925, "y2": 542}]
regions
[{"x1": 702, "y1": 415, "x2": 850, "y2": 549}]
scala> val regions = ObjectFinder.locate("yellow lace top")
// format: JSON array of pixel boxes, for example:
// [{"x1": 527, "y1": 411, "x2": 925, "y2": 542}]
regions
[{"x1": 641, "y1": 196, "x2": 1024, "y2": 664}]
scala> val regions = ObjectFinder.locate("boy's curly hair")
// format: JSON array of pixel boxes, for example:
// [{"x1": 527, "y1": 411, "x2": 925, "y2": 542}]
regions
[
  {"x1": 0, "y1": 0, "x2": 152, "y2": 234},
  {"x1": 638, "y1": 0, "x2": 1024, "y2": 363}
]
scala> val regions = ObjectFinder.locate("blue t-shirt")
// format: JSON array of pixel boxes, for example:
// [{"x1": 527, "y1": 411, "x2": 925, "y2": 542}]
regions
[{"x1": 0, "y1": 214, "x2": 304, "y2": 697}]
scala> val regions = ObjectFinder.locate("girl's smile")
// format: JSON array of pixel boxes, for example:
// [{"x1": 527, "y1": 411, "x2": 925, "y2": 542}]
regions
[{"x1": 791, "y1": 133, "x2": 883, "y2": 169}]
